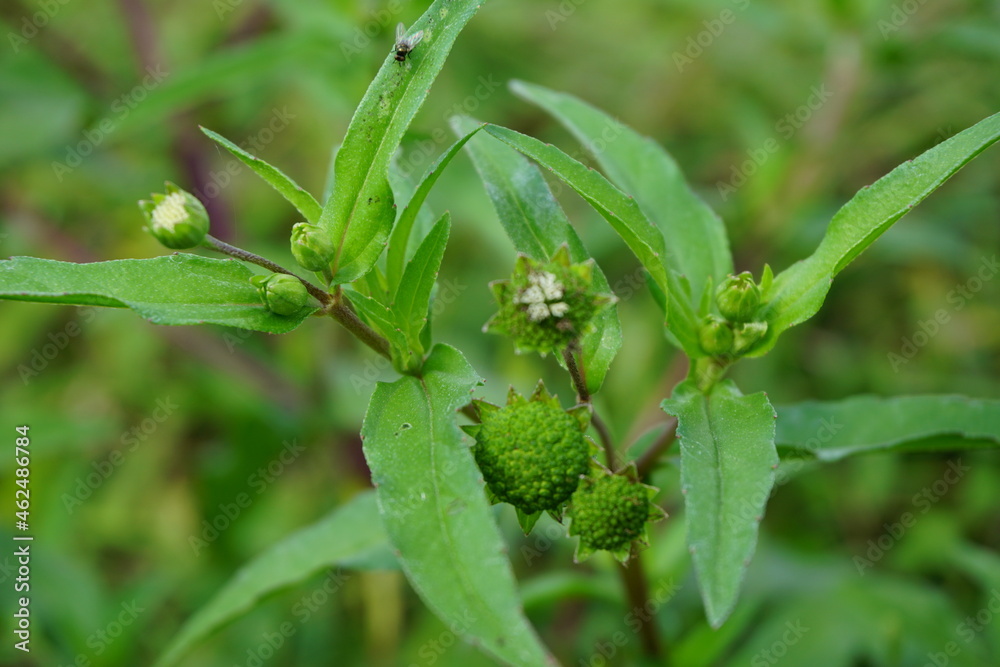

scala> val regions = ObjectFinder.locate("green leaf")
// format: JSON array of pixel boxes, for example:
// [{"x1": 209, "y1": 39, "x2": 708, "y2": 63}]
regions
[
  {"x1": 451, "y1": 115, "x2": 622, "y2": 394},
  {"x1": 386, "y1": 127, "x2": 482, "y2": 291},
  {"x1": 393, "y1": 213, "x2": 451, "y2": 352},
  {"x1": 662, "y1": 380, "x2": 778, "y2": 628},
  {"x1": 510, "y1": 80, "x2": 733, "y2": 304},
  {"x1": 775, "y1": 395, "x2": 1000, "y2": 461},
  {"x1": 482, "y1": 123, "x2": 701, "y2": 355},
  {"x1": 0, "y1": 255, "x2": 315, "y2": 333},
  {"x1": 362, "y1": 344, "x2": 554, "y2": 666},
  {"x1": 154, "y1": 491, "x2": 395, "y2": 667},
  {"x1": 200, "y1": 126, "x2": 322, "y2": 224},
  {"x1": 342, "y1": 288, "x2": 409, "y2": 356},
  {"x1": 322, "y1": 0, "x2": 485, "y2": 284},
  {"x1": 755, "y1": 111, "x2": 1000, "y2": 356}
]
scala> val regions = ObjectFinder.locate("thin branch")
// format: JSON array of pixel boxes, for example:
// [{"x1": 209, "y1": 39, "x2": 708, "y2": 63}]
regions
[
  {"x1": 563, "y1": 347, "x2": 591, "y2": 402},
  {"x1": 328, "y1": 293, "x2": 392, "y2": 361},
  {"x1": 617, "y1": 545, "x2": 663, "y2": 660},
  {"x1": 202, "y1": 235, "x2": 331, "y2": 307},
  {"x1": 563, "y1": 348, "x2": 618, "y2": 470},
  {"x1": 634, "y1": 418, "x2": 678, "y2": 479}
]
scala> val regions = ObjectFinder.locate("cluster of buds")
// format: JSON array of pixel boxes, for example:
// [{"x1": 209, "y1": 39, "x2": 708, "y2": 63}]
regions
[{"x1": 698, "y1": 271, "x2": 769, "y2": 359}]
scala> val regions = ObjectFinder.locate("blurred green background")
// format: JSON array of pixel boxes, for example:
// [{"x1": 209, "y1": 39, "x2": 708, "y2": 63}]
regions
[{"x1": 1, "y1": 0, "x2": 999, "y2": 665}]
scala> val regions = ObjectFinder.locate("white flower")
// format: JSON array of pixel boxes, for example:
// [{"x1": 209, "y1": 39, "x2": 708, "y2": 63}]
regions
[
  {"x1": 516, "y1": 271, "x2": 570, "y2": 321},
  {"x1": 533, "y1": 271, "x2": 563, "y2": 300},
  {"x1": 526, "y1": 302, "x2": 551, "y2": 322},
  {"x1": 548, "y1": 302, "x2": 569, "y2": 317},
  {"x1": 151, "y1": 192, "x2": 189, "y2": 231},
  {"x1": 516, "y1": 285, "x2": 546, "y2": 306}
]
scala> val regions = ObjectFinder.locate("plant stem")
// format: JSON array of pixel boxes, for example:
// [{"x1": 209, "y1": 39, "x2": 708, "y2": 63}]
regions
[
  {"x1": 634, "y1": 418, "x2": 678, "y2": 479},
  {"x1": 618, "y1": 545, "x2": 664, "y2": 661},
  {"x1": 202, "y1": 235, "x2": 332, "y2": 307},
  {"x1": 563, "y1": 348, "x2": 618, "y2": 468},
  {"x1": 329, "y1": 289, "x2": 392, "y2": 361}
]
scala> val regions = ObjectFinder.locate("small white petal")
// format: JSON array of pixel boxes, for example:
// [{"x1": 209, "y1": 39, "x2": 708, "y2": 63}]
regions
[
  {"x1": 152, "y1": 192, "x2": 189, "y2": 231},
  {"x1": 548, "y1": 302, "x2": 569, "y2": 317},
  {"x1": 516, "y1": 285, "x2": 546, "y2": 305},
  {"x1": 526, "y1": 302, "x2": 551, "y2": 321}
]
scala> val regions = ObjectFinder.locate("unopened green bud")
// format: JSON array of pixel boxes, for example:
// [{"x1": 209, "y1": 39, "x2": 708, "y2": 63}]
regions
[
  {"x1": 250, "y1": 274, "x2": 310, "y2": 316},
  {"x1": 290, "y1": 223, "x2": 334, "y2": 272},
  {"x1": 715, "y1": 271, "x2": 761, "y2": 322},
  {"x1": 698, "y1": 315, "x2": 733, "y2": 357},
  {"x1": 732, "y1": 321, "x2": 768, "y2": 355},
  {"x1": 139, "y1": 182, "x2": 209, "y2": 249}
]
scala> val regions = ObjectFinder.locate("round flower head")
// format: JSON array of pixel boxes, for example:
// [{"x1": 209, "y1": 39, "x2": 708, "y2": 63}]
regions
[
  {"x1": 463, "y1": 381, "x2": 594, "y2": 532},
  {"x1": 139, "y1": 182, "x2": 209, "y2": 249},
  {"x1": 568, "y1": 466, "x2": 665, "y2": 563},
  {"x1": 290, "y1": 222, "x2": 335, "y2": 272},
  {"x1": 484, "y1": 245, "x2": 615, "y2": 356}
]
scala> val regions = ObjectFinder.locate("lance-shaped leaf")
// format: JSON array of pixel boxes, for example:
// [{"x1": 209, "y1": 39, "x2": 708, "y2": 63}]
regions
[
  {"x1": 0, "y1": 255, "x2": 315, "y2": 333},
  {"x1": 392, "y1": 213, "x2": 450, "y2": 353},
  {"x1": 362, "y1": 344, "x2": 555, "y2": 666},
  {"x1": 386, "y1": 127, "x2": 482, "y2": 291},
  {"x1": 200, "y1": 126, "x2": 322, "y2": 224},
  {"x1": 452, "y1": 115, "x2": 621, "y2": 394},
  {"x1": 775, "y1": 395, "x2": 1000, "y2": 461},
  {"x1": 510, "y1": 80, "x2": 733, "y2": 304},
  {"x1": 752, "y1": 111, "x2": 1000, "y2": 357},
  {"x1": 155, "y1": 491, "x2": 395, "y2": 667},
  {"x1": 322, "y1": 0, "x2": 485, "y2": 284},
  {"x1": 662, "y1": 380, "x2": 778, "y2": 628},
  {"x1": 482, "y1": 123, "x2": 701, "y2": 356}
]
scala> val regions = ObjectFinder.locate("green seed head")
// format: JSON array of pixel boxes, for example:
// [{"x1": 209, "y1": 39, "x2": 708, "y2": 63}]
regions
[
  {"x1": 568, "y1": 469, "x2": 663, "y2": 562},
  {"x1": 250, "y1": 273, "x2": 310, "y2": 316},
  {"x1": 139, "y1": 182, "x2": 209, "y2": 250},
  {"x1": 715, "y1": 271, "x2": 761, "y2": 323},
  {"x1": 290, "y1": 222, "x2": 335, "y2": 272},
  {"x1": 484, "y1": 245, "x2": 614, "y2": 356},
  {"x1": 466, "y1": 382, "x2": 592, "y2": 517}
]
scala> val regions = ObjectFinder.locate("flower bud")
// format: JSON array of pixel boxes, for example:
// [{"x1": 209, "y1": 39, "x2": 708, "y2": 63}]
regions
[
  {"x1": 698, "y1": 315, "x2": 733, "y2": 357},
  {"x1": 250, "y1": 274, "x2": 310, "y2": 316},
  {"x1": 290, "y1": 223, "x2": 335, "y2": 272},
  {"x1": 139, "y1": 182, "x2": 209, "y2": 249},
  {"x1": 732, "y1": 321, "x2": 768, "y2": 355},
  {"x1": 715, "y1": 271, "x2": 761, "y2": 322}
]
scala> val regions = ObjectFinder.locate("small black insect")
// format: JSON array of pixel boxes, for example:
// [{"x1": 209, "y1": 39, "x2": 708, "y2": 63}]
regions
[{"x1": 393, "y1": 22, "x2": 424, "y2": 64}]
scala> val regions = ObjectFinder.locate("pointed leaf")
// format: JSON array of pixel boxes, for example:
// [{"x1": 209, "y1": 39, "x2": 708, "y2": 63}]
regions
[
  {"x1": 322, "y1": 0, "x2": 485, "y2": 284},
  {"x1": 482, "y1": 123, "x2": 700, "y2": 355},
  {"x1": 200, "y1": 126, "x2": 322, "y2": 224},
  {"x1": 386, "y1": 127, "x2": 481, "y2": 291},
  {"x1": 662, "y1": 380, "x2": 778, "y2": 627},
  {"x1": 754, "y1": 111, "x2": 1000, "y2": 356},
  {"x1": 393, "y1": 213, "x2": 450, "y2": 351},
  {"x1": 362, "y1": 344, "x2": 555, "y2": 666},
  {"x1": 452, "y1": 115, "x2": 621, "y2": 393},
  {"x1": 155, "y1": 491, "x2": 395, "y2": 667},
  {"x1": 775, "y1": 395, "x2": 1000, "y2": 461},
  {"x1": 0, "y1": 255, "x2": 315, "y2": 333},
  {"x1": 511, "y1": 80, "x2": 733, "y2": 304}
]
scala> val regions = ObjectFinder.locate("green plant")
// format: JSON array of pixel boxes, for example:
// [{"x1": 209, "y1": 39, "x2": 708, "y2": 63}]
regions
[{"x1": 3, "y1": 1, "x2": 1000, "y2": 665}]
